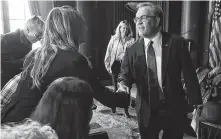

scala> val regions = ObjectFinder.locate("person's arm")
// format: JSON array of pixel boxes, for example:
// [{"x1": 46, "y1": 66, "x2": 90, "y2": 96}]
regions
[
  {"x1": 180, "y1": 39, "x2": 202, "y2": 105},
  {"x1": 71, "y1": 56, "x2": 130, "y2": 109},
  {"x1": 90, "y1": 77, "x2": 130, "y2": 109},
  {"x1": 104, "y1": 36, "x2": 114, "y2": 73},
  {"x1": 118, "y1": 47, "x2": 134, "y2": 93}
]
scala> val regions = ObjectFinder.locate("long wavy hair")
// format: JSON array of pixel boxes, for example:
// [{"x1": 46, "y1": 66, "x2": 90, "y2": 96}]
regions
[
  {"x1": 30, "y1": 77, "x2": 93, "y2": 139},
  {"x1": 22, "y1": 6, "x2": 85, "y2": 89},
  {"x1": 1, "y1": 119, "x2": 58, "y2": 139},
  {"x1": 113, "y1": 20, "x2": 133, "y2": 40}
]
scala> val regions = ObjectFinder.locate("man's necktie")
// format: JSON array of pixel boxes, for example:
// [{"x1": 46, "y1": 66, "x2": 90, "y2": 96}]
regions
[{"x1": 147, "y1": 41, "x2": 160, "y2": 109}]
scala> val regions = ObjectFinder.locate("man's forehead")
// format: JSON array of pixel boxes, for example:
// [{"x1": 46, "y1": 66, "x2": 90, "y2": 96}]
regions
[{"x1": 136, "y1": 6, "x2": 156, "y2": 17}]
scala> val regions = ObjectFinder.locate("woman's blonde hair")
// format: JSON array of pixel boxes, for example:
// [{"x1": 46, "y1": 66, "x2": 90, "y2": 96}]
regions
[
  {"x1": 113, "y1": 20, "x2": 133, "y2": 40},
  {"x1": 22, "y1": 6, "x2": 85, "y2": 88},
  {"x1": 1, "y1": 119, "x2": 58, "y2": 139}
]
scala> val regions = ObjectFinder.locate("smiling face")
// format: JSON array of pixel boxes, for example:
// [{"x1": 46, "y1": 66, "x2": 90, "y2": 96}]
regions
[
  {"x1": 135, "y1": 6, "x2": 160, "y2": 39},
  {"x1": 120, "y1": 23, "x2": 128, "y2": 38}
]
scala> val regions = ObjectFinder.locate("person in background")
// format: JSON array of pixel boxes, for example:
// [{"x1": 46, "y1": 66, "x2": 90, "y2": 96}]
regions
[
  {"x1": 104, "y1": 20, "x2": 134, "y2": 114},
  {"x1": 117, "y1": 2, "x2": 202, "y2": 139},
  {"x1": 31, "y1": 77, "x2": 93, "y2": 139},
  {"x1": 1, "y1": 6, "x2": 129, "y2": 124},
  {"x1": 104, "y1": 20, "x2": 135, "y2": 93},
  {"x1": 1, "y1": 119, "x2": 58, "y2": 139},
  {"x1": 1, "y1": 16, "x2": 45, "y2": 88}
]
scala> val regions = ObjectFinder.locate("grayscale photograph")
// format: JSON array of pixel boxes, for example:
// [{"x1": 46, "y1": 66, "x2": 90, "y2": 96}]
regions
[{"x1": 0, "y1": 0, "x2": 221, "y2": 139}]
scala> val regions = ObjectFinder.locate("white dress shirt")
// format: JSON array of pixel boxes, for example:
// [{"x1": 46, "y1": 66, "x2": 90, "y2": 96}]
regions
[{"x1": 144, "y1": 32, "x2": 163, "y2": 90}]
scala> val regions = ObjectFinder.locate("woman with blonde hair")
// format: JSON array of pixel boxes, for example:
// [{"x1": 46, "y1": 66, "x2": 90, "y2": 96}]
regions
[
  {"x1": 2, "y1": 6, "x2": 129, "y2": 124},
  {"x1": 104, "y1": 20, "x2": 135, "y2": 93},
  {"x1": 104, "y1": 20, "x2": 134, "y2": 113}
]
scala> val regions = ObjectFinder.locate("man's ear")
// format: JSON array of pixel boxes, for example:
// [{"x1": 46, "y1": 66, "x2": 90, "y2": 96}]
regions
[{"x1": 156, "y1": 17, "x2": 160, "y2": 27}]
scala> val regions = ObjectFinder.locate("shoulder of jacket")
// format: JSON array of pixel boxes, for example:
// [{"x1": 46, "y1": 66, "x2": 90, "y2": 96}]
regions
[
  {"x1": 125, "y1": 38, "x2": 135, "y2": 47},
  {"x1": 60, "y1": 50, "x2": 87, "y2": 62},
  {"x1": 126, "y1": 39, "x2": 138, "y2": 50},
  {"x1": 2, "y1": 29, "x2": 20, "y2": 43},
  {"x1": 111, "y1": 35, "x2": 120, "y2": 41},
  {"x1": 170, "y1": 34, "x2": 185, "y2": 41}
]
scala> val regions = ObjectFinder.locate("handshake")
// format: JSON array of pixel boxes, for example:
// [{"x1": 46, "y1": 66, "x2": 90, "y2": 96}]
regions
[
  {"x1": 116, "y1": 83, "x2": 130, "y2": 94},
  {"x1": 112, "y1": 83, "x2": 131, "y2": 118}
]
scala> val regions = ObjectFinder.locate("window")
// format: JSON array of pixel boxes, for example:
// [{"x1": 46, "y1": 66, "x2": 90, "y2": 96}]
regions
[
  {"x1": 8, "y1": 0, "x2": 31, "y2": 32},
  {"x1": 0, "y1": 1, "x2": 3, "y2": 34}
]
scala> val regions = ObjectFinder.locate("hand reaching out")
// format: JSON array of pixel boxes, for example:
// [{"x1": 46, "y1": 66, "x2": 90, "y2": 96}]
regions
[{"x1": 117, "y1": 83, "x2": 130, "y2": 94}]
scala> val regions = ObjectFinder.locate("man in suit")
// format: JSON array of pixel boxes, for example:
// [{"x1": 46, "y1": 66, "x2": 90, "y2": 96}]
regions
[
  {"x1": 117, "y1": 2, "x2": 202, "y2": 139},
  {"x1": 1, "y1": 16, "x2": 44, "y2": 88}
]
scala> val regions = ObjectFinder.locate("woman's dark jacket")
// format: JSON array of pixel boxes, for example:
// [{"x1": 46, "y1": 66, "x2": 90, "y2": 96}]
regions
[{"x1": 1, "y1": 49, "x2": 128, "y2": 123}]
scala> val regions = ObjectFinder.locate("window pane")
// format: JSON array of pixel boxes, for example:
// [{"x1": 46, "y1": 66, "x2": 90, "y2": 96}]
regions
[
  {"x1": 0, "y1": 19, "x2": 3, "y2": 34},
  {"x1": 0, "y1": 1, "x2": 2, "y2": 18},
  {"x1": 24, "y1": 0, "x2": 31, "y2": 20},
  {"x1": 8, "y1": 0, "x2": 25, "y2": 19},
  {"x1": 10, "y1": 20, "x2": 25, "y2": 32}
]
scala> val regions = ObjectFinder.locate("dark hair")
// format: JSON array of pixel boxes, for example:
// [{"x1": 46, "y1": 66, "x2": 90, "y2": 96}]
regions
[{"x1": 30, "y1": 77, "x2": 93, "y2": 139}]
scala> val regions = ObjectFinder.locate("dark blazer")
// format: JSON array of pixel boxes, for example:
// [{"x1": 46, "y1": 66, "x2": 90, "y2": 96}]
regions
[
  {"x1": 1, "y1": 49, "x2": 128, "y2": 123},
  {"x1": 1, "y1": 29, "x2": 32, "y2": 88},
  {"x1": 118, "y1": 31, "x2": 202, "y2": 128}
]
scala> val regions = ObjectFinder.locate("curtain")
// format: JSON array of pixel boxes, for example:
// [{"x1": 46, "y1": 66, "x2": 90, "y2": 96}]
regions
[
  {"x1": 28, "y1": 0, "x2": 54, "y2": 21},
  {"x1": 1, "y1": 1, "x2": 10, "y2": 33},
  {"x1": 28, "y1": 1, "x2": 40, "y2": 16}
]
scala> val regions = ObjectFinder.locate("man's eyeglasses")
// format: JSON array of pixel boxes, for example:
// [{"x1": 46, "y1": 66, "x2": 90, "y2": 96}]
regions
[{"x1": 133, "y1": 15, "x2": 156, "y2": 23}]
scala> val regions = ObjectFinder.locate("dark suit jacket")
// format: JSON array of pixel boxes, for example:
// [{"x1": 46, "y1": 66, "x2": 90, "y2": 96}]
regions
[
  {"x1": 118, "y1": 31, "x2": 202, "y2": 128},
  {"x1": 1, "y1": 29, "x2": 32, "y2": 88},
  {"x1": 1, "y1": 49, "x2": 128, "y2": 123}
]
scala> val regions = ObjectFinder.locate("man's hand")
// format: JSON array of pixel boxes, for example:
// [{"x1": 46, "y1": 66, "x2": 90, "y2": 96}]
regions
[
  {"x1": 115, "y1": 83, "x2": 130, "y2": 108},
  {"x1": 116, "y1": 83, "x2": 129, "y2": 94}
]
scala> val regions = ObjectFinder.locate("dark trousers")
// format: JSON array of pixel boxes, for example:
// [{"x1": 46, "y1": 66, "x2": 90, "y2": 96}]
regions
[
  {"x1": 111, "y1": 61, "x2": 121, "y2": 92},
  {"x1": 139, "y1": 108, "x2": 185, "y2": 139}
]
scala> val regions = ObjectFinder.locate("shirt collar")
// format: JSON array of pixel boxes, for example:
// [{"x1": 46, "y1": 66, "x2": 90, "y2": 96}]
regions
[{"x1": 144, "y1": 31, "x2": 162, "y2": 47}]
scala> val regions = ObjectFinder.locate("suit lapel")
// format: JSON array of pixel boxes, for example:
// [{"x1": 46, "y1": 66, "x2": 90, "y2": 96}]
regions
[
  {"x1": 161, "y1": 31, "x2": 172, "y2": 85},
  {"x1": 135, "y1": 33, "x2": 172, "y2": 85},
  {"x1": 136, "y1": 38, "x2": 147, "y2": 75}
]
